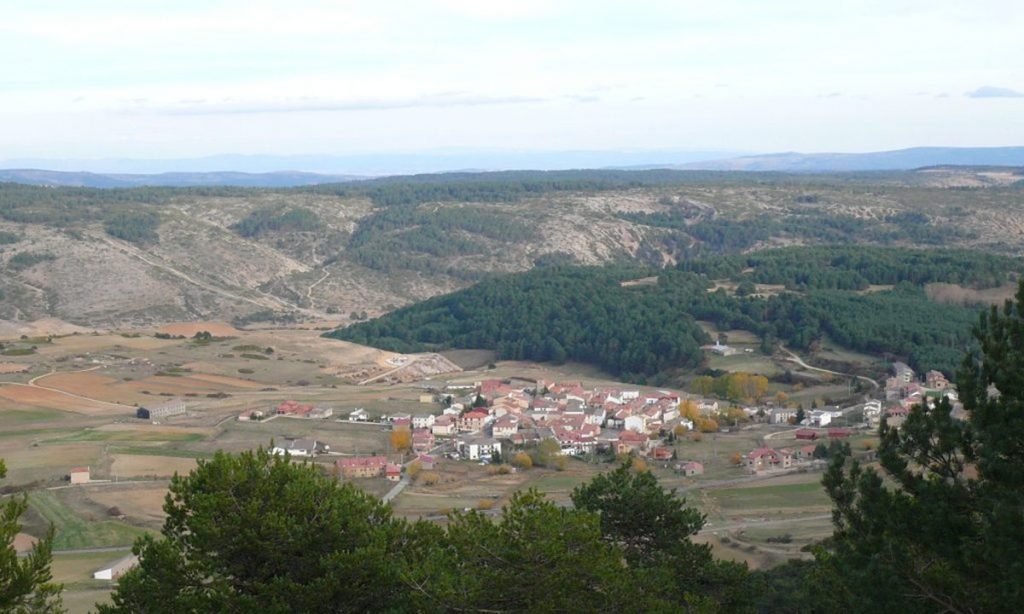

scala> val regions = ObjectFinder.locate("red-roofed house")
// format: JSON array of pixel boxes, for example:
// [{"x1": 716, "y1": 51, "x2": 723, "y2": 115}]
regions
[
  {"x1": 336, "y1": 456, "x2": 388, "y2": 479},
  {"x1": 795, "y1": 429, "x2": 818, "y2": 440},
  {"x1": 616, "y1": 430, "x2": 649, "y2": 455},
  {"x1": 412, "y1": 428, "x2": 436, "y2": 453},
  {"x1": 385, "y1": 463, "x2": 402, "y2": 481},
  {"x1": 676, "y1": 461, "x2": 704, "y2": 476},
  {"x1": 827, "y1": 428, "x2": 852, "y2": 439},
  {"x1": 650, "y1": 446, "x2": 674, "y2": 461},
  {"x1": 69, "y1": 467, "x2": 90, "y2": 484},
  {"x1": 459, "y1": 409, "x2": 490, "y2": 432},
  {"x1": 745, "y1": 448, "x2": 793, "y2": 473}
]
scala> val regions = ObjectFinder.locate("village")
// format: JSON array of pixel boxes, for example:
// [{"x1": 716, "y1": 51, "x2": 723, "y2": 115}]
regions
[{"x1": 251, "y1": 358, "x2": 962, "y2": 485}]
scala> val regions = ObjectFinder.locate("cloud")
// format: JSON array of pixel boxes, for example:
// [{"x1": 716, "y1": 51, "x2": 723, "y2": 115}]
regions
[
  {"x1": 152, "y1": 93, "x2": 548, "y2": 116},
  {"x1": 966, "y1": 86, "x2": 1024, "y2": 98}
]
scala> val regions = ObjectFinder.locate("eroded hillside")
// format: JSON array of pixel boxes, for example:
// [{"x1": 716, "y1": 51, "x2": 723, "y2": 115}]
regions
[{"x1": 0, "y1": 168, "x2": 1022, "y2": 328}]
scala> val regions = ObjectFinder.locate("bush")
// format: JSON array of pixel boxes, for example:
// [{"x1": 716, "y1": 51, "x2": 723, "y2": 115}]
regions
[
  {"x1": 511, "y1": 452, "x2": 533, "y2": 470},
  {"x1": 476, "y1": 499, "x2": 495, "y2": 510},
  {"x1": 420, "y1": 472, "x2": 440, "y2": 486}
]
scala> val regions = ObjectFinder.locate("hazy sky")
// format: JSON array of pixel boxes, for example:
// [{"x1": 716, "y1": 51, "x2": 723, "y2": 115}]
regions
[{"x1": 2, "y1": 0, "x2": 1023, "y2": 160}]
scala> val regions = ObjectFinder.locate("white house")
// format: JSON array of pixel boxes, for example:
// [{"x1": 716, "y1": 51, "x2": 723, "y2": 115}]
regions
[
  {"x1": 348, "y1": 408, "x2": 369, "y2": 421},
  {"x1": 624, "y1": 415, "x2": 647, "y2": 433},
  {"x1": 271, "y1": 438, "x2": 319, "y2": 457},
  {"x1": 412, "y1": 414, "x2": 436, "y2": 429},
  {"x1": 456, "y1": 436, "x2": 503, "y2": 461}
]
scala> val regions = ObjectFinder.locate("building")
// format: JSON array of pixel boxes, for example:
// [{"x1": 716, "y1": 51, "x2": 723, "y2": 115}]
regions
[
  {"x1": 650, "y1": 446, "x2": 674, "y2": 461},
  {"x1": 336, "y1": 456, "x2": 388, "y2": 479},
  {"x1": 745, "y1": 448, "x2": 793, "y2": 473},
  {"x1": 616, "y1": 430, "x2": 649, "y2": 455},
  {"x1": 69, "y1": 466, "x2": 90, "y2": 484},
  {"x1": 348, "y1": 408, "x2": 369, "y2": 421},
  {"x1": 456, "y1": 435, "x2": 502, "y2": 461},
  {"x1": 412, "y1": 414, "x2": 436, "y2": 429},
  {"x1": 772, "y1": 408, "x2": 798, "y2": 424},
  {"x1": 412, "y1": 428, "x2": 436, "y2": 453},
  {"x1": 309, "y1": 406, "x2": 334, "y2": 419},
  {"x1": 271, "y1": 438, "x2": 320, "y2": 457},
  {"x1": 795, "y1": 429, "x2": 819, "y2": 440},
  {"x1": 828, "y1": 428, "x2": 852, "y2": 439},
  {"x1": 385, "y1": 463, "x2": 402, "y2": 481},
  {"x1": 93, "y1": 555, "x2": 139, "y2": 580},
  {"x1": 417, "y1": 454, "x2": 436, "y2": 470},
  {"x1": 458, "y1": 409, "x2": 489, "y2": 432},
  {"x1": 491, "y1": 414, "x2": 520, "y2": 439},
  {"x1": 676, "y1": 461, "x2": 704, "y2": 476},
  {"x1": 136, "y1": 399, "x2": 186, "y2": 420},
  {"x1": 432, "y1": 414, "x2": 456, "y2": 436}
]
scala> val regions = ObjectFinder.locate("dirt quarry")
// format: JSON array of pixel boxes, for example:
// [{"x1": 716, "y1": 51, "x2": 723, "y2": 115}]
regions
[{"x1": 339, "y1": 353, "x2": 463, "y2": 385}]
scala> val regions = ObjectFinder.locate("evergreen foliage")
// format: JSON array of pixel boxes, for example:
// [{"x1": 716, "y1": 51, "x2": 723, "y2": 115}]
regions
[
  {"x1": 818, "y1": 280, "x2": 1024, "y2": 612},
  {"x1": 330, "y1": 247, "x2": 1014, "y2": 377},
  {"x1": 1, "y1": 459, "x2": 63, "y2": 613}
]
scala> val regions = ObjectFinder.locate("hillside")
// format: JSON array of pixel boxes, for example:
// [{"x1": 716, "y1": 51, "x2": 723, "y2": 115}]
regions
[
  {"x1": 0, "y1": 168, "x2": 1023, "y2": 328},
  {"x1": 330, "y1": 247, "x2": 1024, "y2": 380}
]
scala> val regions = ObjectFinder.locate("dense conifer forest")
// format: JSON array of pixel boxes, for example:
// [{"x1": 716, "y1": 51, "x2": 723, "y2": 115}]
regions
[{"x1": 330, "y1": 247, "x2": 1022, "y2": 379}]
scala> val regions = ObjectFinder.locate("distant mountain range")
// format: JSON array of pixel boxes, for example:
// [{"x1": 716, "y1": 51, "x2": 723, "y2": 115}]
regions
[
  {"x1": 2, "y1": 146, "x2": 1024, "y2": 187},
  {"x1": 0, "y1": 169, "x2": 362, "y2": 188},
  {"x1": 679, "y1": 146, "x2": 1024, "y2": 172}
]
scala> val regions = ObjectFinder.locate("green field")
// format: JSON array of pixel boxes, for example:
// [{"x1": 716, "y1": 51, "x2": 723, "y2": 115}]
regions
[
  {"x1": 28, "y1": 491, "x2": 154, "y2": 550},
  {"x1": 706, "y1": 480, "x2": 830, "y2": 513},
  {"x1": 43, "y1": 430, "x2": 206, "y2": 443}
]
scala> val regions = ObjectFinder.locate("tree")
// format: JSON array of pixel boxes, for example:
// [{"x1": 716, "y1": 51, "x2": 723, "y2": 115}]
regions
[
  {"x1": 818, "y1": 281, "x2": 1024, "y2": 612},
  {"x1": 98, "y1": 448, "x2": 407, "y2": 613},
  {"x1": 389, "y1": 430, "x2": 412, "y2": 455},
  {"x1": 410, "y1": 490, "x2": 640, "y2": 611},
  {"x1": 570, "y1": 459, "x2": 749, "y2": 609},
  {"x1": 794, "y1": 407, "x2": 806, "y2": 424},
  {"x1": 1, "y1": 459, "x2": 63, "y2": 613}
]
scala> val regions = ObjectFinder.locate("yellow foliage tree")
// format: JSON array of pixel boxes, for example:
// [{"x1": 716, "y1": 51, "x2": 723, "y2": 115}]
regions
[
  {"x1": 631, "y1": 457, "x2": 649, "y2": 473},
  {"x1": 679, "y1": 399, "x2": 701, "y2": 421},
  {"x1": 406, "y1": 460, "x2": 422, "y2": 479},
  {"x1": 728, "y1": 452, "x2": 743, "y2": 465},
  {"x1": 390, "y1": 429, "x2": 412, "y2": 454}
]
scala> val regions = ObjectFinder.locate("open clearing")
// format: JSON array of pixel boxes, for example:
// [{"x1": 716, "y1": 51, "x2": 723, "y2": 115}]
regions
[
  {"x1": 110, "y1": 453, "x2": 199, "y2": 478},
  {"x1": 155, "y1": 321, "x2": 240, "y2": 337},
  {"x1": 0, "y1": 384, "x2": 127, "y2": 414}
]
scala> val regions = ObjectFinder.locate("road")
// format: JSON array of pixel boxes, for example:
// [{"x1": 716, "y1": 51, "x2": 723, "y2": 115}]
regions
[
  {"x1": 0, "y1": 365, "x2": 134, "y2": 410},
  {"x1": 779, "y1": 346, "x2": 879, "y2": 391},
  {"x1": 380, "y1": 437, "x2": 452, "y2": 501}
]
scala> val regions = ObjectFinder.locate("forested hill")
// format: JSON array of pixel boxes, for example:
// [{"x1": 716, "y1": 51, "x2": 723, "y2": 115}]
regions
[{"x1": 328, "y1": 247, "x2": 1024, "y2": 381}]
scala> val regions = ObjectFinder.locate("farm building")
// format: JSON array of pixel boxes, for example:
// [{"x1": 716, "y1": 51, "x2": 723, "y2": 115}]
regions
[
  {"x1": 795, "y1": 429, "x2": 819, "y2": 440},
  {"x1": 93, "y1": 554, "x2": 139, "y2": 580},
  {"x1": 69, "y1": 467, "x2": 90, "y2": 484},
  {"x1": 348, "y1": 408, "x2": 369, "y2": 421},
  {"x1": 136, "y1": 399, "x2": 186, "y2": 420}
]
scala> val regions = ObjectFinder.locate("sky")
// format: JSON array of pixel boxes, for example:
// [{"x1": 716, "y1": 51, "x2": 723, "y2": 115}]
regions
[{"x1": 1, "y1": 0, "x2": 1023, "y2": 165}]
